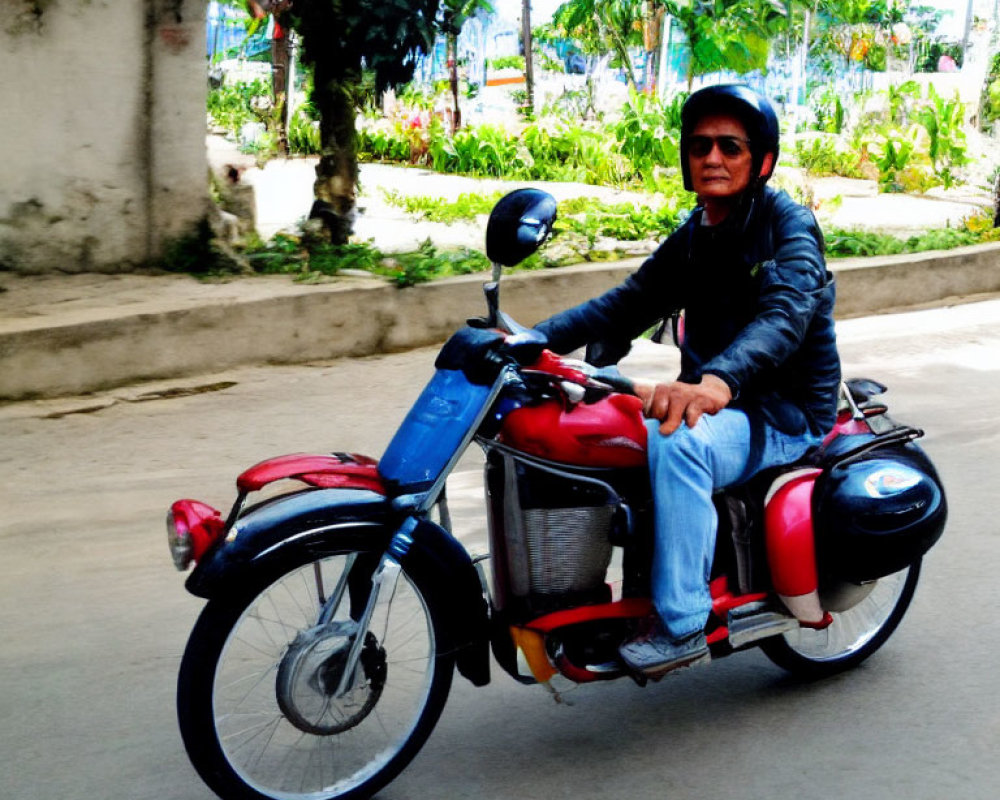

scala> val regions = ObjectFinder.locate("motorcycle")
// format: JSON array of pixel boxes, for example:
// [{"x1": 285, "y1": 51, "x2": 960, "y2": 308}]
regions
[{"x1": 168, "y1": 189, "x2": 947, "y2": 800}]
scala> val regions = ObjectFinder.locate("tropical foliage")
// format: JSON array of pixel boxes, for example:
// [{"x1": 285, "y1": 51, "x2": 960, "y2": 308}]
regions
[
  {"x1": 357, "y1": 92, "x2": 688, "y2": 194},
  {"x1": 199, "y1": 0, "x2": 995, "y2": 283},
  {"x1": 980, "y1": 50, "x2": 1000, "y2": 131},
  {"x1": 801, "y1": 81, "x2": 970, "y2": 192},
  {"x1": 550, "y1": 0, "x2": 645, "y2": 89}
]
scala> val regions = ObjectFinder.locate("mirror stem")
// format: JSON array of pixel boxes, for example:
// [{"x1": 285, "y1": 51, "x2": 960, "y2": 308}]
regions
[
  {"x1": 484, "y1": 281, "x2": 499, "y2": 329},
  {"x1": 484, "y1": 260, "x2": 502, "y2": 328}
]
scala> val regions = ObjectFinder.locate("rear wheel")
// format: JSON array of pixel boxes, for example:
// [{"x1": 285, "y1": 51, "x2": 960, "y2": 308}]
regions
[
  {"x1": 761, "y1": 560, "x2": 920, "y2": 679},
  {"x1": 177, "y1": 541, "x2": 454, "y2": 800}
]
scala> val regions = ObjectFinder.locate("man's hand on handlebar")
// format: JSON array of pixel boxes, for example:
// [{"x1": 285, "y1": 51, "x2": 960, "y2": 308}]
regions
[{"x1": 634, "y1": 375, "x2": 733, "y2": 435}]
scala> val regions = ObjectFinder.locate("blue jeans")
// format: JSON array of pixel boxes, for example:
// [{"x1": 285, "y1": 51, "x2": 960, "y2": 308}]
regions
[{"x1": 645, "y1": 409, "x2": 823, "y2": 639}]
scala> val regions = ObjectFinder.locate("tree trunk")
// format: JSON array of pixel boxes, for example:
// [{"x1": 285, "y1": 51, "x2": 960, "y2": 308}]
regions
[
  {"x1": 309, "y1": 70, "x2": 358, "y2": 245},
  {"x1": 271, "y1": 25, "x2": 290, "y2": 156},
  {"x1": 643, "y1": 2, "x2": 663, "y2": 95},
  {"x1": 521, "y1": 0, "x2": 534, "y2": 114},
  {"x1": 449, "y1": 34, "x2": 462, "y2": 133}
]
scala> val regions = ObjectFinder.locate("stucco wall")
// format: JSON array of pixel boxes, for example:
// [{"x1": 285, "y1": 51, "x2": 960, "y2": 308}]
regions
[{"x1": 0, "y1": 0, "x2": 208, "y2": 274}]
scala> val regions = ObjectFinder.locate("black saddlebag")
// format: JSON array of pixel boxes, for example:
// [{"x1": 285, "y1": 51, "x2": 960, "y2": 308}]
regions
[{"x1": 812, "y1": 435, "x2": 946, "y2": 583}]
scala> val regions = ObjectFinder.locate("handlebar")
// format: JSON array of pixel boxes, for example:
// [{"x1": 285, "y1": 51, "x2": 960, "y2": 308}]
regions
[{"x1": 437, "y1": 323, "x2": 639, "y2": 406}]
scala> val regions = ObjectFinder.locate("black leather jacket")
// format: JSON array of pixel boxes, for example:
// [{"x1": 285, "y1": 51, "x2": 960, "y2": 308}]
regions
[{"x1": 536, "y1": 186, "x2": 841, "y2": 439}]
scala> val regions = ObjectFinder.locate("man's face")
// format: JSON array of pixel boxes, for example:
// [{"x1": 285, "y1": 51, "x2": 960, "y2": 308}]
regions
[{"x1": 686, "y1": 114, "x2": 754, "y2": 201}]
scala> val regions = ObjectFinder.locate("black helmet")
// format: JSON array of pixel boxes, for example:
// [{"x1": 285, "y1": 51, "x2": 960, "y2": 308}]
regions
[{"x1": 680, "y1": 84, "x2": 780, "y2": 192}]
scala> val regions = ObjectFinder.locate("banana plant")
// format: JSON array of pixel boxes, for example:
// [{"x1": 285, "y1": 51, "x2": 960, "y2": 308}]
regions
[{"x1": 913, "y1": 85, "x2": 968, "y2": 190}]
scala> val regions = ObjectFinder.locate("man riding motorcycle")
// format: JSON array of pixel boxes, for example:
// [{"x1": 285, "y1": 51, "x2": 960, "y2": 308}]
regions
[{"x1": 535, "y1": 84, "x2": 841, "y2": 677}]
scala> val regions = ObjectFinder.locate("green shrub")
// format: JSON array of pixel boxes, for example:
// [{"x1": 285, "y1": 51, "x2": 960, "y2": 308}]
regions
[
  {"x1": 382, "y1": 239, "x2": 491, "y2": 287},
  {"x1": 912, "y1": 85, "x2": 968, "y2": 189},
  {"x1": 358, "y1": 119, "x2": 415, "y2": 163},
  {"x1": 428, "y1": 123, "x2": 530, "y2": 176},
  {"x1": 980, "y1": 52, "x2": 1000, "y2": 130},
  {"x1": 207, "y1": 79, "x2": 271, "y2": 137},
  {"x1": 287, "y1": 105, "x2": 321, "y2": 155},
  {"x1": 381, "y1": 190, "x2": 505, "y2": 223},
  {"x1": 397, "y1": 82, "x2": 441, "y2": 111},
  {"x1": 556, "y1": 197, "x2": 684, "y2": 243},
  {"x1": 810, "y1": 88, "x2": 846, "y2": 134},
  {"x1": 868, "y1": 128, "x2": 919, "y2": 192},
  {"x1": 613, "y1": 91, "x2": 683, "y2": 188},
  {"x1": 488, "y1": 55, "x2": 526, "y2": 71},
  {"x1": 794, "y1": 136, "x2": 867, "y2": 179},
  {"x1": 245, "y1": 233, "x2": 383, "y2": 278},
  {"x1": 824, "y1": 225, "x2": 982, "y2": 258}
]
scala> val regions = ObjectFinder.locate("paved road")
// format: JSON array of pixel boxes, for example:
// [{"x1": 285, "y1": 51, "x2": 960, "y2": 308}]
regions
[{"x1": 2, "y1": 299, "x2": 998, "y2": 800}]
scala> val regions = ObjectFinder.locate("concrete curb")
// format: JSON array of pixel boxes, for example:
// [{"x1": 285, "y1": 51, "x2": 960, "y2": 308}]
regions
[{"x1": 2, "y1": 242, "x2": 998, "y2": 401}]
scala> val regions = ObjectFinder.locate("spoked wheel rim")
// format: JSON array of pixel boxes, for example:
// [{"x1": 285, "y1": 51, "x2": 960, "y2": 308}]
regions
[
  {"x1": 779, "y1": 566, "x2": 911, "y2": 662},
  {"x1": 211, "y1": 553, "x2": 436, "y2": 799}
]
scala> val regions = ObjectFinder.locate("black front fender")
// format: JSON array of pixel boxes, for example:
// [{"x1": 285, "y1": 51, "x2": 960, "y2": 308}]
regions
[
  {"x1": 185, "y1": 488, "x2": 390, "y2": 599},
  {"x1": 185, "y1": 488, "x2": 491, "y2": 687}
]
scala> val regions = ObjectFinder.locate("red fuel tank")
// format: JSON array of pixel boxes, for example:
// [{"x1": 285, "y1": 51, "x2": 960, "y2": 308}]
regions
[{"x1": 500, "y1": 394, "x2": 648, "y2": 468}]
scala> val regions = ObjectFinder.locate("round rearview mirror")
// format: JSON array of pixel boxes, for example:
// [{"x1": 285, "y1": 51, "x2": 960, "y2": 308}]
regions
[{"x1": 485, "y1": 189, "x2": 558, "y2": 267}]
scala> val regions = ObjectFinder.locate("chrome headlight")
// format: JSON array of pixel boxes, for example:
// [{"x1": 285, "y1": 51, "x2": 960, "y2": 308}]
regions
[{"x1": 166, "y1": 508, "x2": 193, "y2": 571}]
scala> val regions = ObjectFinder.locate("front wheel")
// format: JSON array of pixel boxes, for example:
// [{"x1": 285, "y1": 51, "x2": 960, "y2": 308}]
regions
[
  {"x1": 760, "y1": 560, "x2": 920, "y2": 679},
  {"x1": 177, "y1": 540, "x2": 454, "y2": 800}
]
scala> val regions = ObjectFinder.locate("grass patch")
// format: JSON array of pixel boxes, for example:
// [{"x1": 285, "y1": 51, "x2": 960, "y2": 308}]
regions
[
  {"x1": 173, "y1": 198, "x2": 999, "y2": 286},
  {"x1": 826, "y1": 210, "x2": 1000, "y2": 258},
  {"x1": 381, "y1": 190, "x2": 690, "y2": 244},
  {"x1": 380, "y1": 189, "x2": 505, "y2": 223}
]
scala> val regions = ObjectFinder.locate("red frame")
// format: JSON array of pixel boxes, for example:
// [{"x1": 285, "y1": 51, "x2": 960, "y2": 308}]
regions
[{"x1": 516, "y1": 577, "x2": 774, "y2": 682}]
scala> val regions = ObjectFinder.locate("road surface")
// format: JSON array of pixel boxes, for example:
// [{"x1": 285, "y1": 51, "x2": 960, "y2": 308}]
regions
[{"x1": 1, "y1": 299, "x2": 998, "y2": 800}]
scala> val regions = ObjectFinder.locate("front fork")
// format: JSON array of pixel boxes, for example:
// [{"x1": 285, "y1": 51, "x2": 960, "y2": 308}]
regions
[
  {"x1": 304, "y1": 549, "x2": 401, "y2": 700},
  {"x1": 329, "y1": 555, "x2": 401, "y2": 697}
]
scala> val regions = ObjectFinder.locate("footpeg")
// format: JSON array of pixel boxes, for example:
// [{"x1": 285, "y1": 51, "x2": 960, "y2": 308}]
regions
[{"x1": 727, "y1": 602, "x2": 799, "y2": 648}]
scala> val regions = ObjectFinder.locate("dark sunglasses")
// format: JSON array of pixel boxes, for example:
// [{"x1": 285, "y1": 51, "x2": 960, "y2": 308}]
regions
[{"x1": 686, "y1": 135, "x2": 751, "y2": 158}]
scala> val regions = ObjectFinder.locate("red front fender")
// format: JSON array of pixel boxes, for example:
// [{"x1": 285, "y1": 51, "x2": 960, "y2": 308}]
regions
[{"x1": 237, "y1": 452, "x2": 385, "y2": 495}]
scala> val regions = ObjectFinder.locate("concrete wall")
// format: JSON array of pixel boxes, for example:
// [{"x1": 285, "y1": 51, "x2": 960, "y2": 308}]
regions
[
  {"x1": 2, "y1": 243, "x2": 998, "y2": 400},
  {"x1": 0, "y1": 0, "x2": 208, "y2": 274}
]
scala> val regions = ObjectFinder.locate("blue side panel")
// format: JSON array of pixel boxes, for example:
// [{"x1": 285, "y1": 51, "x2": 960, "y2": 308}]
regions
[{"x1": 379, "y1": 369, "x2": 492, "y2": 493}]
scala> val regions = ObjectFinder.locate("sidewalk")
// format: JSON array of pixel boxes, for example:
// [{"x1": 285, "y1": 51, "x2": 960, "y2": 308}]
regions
[{"x1": 1, "y1": 159, "x2": 998, "y2": 402}]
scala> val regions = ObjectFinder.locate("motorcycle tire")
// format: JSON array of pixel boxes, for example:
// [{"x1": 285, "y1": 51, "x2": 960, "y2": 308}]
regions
[
  {"x1": 760, "y1": 560, "x2": 921, "y2": 680},
  {"x1": 177, "y1": 536, "x2": 454, "y2": 800}
]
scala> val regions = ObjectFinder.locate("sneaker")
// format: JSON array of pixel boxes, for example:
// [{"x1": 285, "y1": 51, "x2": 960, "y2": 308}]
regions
[{"x1": 619, "y1": 626, "x2": 710, "y2": 679}]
